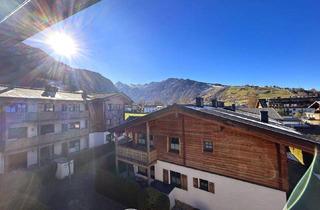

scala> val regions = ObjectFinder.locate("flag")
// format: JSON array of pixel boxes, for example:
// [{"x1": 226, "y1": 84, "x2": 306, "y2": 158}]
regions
[{"x1": 289, "y1": 146, "x2": 304, "y2": 165}]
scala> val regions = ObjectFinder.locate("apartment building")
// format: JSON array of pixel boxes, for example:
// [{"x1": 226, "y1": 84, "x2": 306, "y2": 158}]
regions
[
  {"x1": 110, "y1": 100, "x2": 319, "y2": 210},
  {"x1": 87, "y1": 93, "x2": 132, "y2": 148},
  {"x1": 0, "y1": 86, "x2": 89, "y2": 174},
  {"x1": 256, "y1": 97, "x2": 319, "y2": 116}
]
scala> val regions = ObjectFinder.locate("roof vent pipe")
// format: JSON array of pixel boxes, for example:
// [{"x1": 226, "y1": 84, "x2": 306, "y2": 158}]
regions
[
  {"x1": 196, "y1": 97, "x2": 204, "y2": 107},
  {"x1": 260, "y1": 111, "x2": 269, "y2": 123}
]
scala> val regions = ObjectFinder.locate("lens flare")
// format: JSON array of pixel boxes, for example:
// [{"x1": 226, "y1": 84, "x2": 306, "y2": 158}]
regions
[{"x1": 46, "y1": 32, "x2": 78, "y2": 58}]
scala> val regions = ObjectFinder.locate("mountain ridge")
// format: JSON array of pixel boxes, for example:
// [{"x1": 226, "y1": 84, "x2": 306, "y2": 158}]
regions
[
  {"x1": 0, "y1": 42, "x2": 118, "y2": 93},
  {"x1": 116, "y1": 79, "x2": 320, "y2": 106}
]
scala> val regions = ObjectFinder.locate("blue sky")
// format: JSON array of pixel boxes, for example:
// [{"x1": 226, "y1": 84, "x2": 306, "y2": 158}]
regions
[{"x1": 26, "y1": 0, "x2": 320, "y2": 89}]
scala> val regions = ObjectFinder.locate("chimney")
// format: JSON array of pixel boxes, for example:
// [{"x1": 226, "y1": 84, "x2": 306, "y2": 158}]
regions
[
  {"x1": 42, "y1": 85, "x2": 58, "y2": 97},
  {"x1": 231, "y1": 104, "x2": 236, "y2": 111},
  {"x1": 211, "y1": 99, "x2": 218, "y2": 107},
  {"x1": 260, "y1": 111, "x2": 269, "y2": 123},
  {"x1": 217, "y1": 101, "x2": 224, "y2": 108},
  {"x1": 196, "y1": 97, "x2": 204, "y2": 107}
]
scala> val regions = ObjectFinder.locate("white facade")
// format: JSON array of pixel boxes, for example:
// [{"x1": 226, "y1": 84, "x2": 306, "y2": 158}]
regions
[
  {"x1": 27, "y1": 148, "x2": 38, "y2": 167},
  {"x1": 155, "y1": 160, "x2": 287, "y2": 210},
  {"x1": 89, "y1": 131, "x2": 110, "y2": 148},
  {"x1": 0, "y1": 153, "x2": 4, "y2": 174}
]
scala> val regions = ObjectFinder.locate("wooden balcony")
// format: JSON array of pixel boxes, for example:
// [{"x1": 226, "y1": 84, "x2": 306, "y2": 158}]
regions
[
  {"x1": 117, "y1": 141, "x2": 157, "y2": 166},
  {"x1": 3, "y1": 128, "x2": 89, "y2": 153},
  {"x1": 4, "y1": 111, "x2": 89, "y2": 123}
]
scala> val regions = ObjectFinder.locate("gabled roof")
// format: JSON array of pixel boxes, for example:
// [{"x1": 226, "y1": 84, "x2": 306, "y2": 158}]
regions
[
  {"x1": 0, "y1": 87, "x2": 84, "y2": 101},
  {"x1": 87, "y1": 92, "x2": 133, "y2": 104},
  {"x1": 110, "y1": 104, "x2": 320, "y2": 149},
  {"x1": 308, "y1": 101, "x2": 320, "y2": 109}
]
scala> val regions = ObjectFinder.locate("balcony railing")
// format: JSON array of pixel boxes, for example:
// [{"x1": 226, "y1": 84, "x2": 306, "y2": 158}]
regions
[
  {"x1": 117, "y1": 141, "x2": 157, "y2": 166},
  {"x1": 4, "y1": 128, "x2": 89, "y2": 153},
  {"x1": 4, "y1": 111, "x2": 89, "y2": 123}
]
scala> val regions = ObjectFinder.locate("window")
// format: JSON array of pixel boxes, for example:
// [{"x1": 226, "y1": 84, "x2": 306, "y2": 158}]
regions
[
  {"x1": 75, "y1": 104, "x2": 81, "y2": 112},
  {"x1": 44, "y1": 103, "x2": 54, "y2": 112},
  {"x1": 170, "y1": 171, "x2": 181, "y2": 188},
  {"x1": 203, "y1": 140, "x2": 213, "y2": 152},
  {"x1": 107, "y1": 119, "x2": 111, "y2": 125},
  {"x1": 150, "y1": 135, "x2": 154, "y2": 146},
  {"x1": 138, "y1": 166, "x2": 147, "y2": 176},
  {"x1": 69, "y1": 122, "x2": 80, "y2": 129},
  {"x1": 8, "y1": 127, "x2": 27, "y2": 139},
  {"x1": 194, "y1": 178, "x2": 215, "y2": 193},
  {"x1": 62, "y1": 124, "x2": 68, "y2": 132},
  {"x1": 5, "y1": 103, "x2": 27, "y2": 112},
  {"x1": 199, "y1": 179, "x2": 209, "y2": 191},
  {"x1": 107, "y1": 104, "x2": 112, "y2": 111},
  {"x1": 138, "y1": 133, "x2": 146, "y2": 145},
  {"x1": 106, "y1": 134, "x2": 112, "y2": 143},
  {"x1": 85, "y1": 120, "x2": 88, "y2": 129},
  {"x1": 62, "y1": 104, "x2": 68, "y2": 111},
  {"x1": 40, "y1": 124, "x2": 54, "y2": 135},
  {"x1": 68, "y1": 104, "x2": 75, "y2": 112},
  {"x1": 169, "y1": 137, "x2": 180, "y2": 153},
  {"x1": 69, "y1": 140, "x2": 80, "y2": 153}
]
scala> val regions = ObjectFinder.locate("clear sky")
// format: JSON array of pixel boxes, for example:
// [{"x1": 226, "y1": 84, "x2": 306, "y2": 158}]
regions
[{"x1": 25, "y1": 0, "x2": 320, "y2": 89}]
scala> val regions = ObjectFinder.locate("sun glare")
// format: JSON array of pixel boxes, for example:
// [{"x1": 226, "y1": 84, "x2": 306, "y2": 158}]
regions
[{"x1": 46, "y1": 32, "x2": 78, "y2": 58}]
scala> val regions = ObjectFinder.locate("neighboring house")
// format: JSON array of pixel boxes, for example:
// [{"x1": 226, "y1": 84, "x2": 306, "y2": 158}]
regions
[
  {"x1": 125, "y1": 104, "x2": 142, "y2": 113},
  {"x1": 304, "y1": 101, "x2": 320, "y2": 125},
  {"x1": 256, "y1": 97, "x2": 319, "y2": 116},
  {"x1": 110, "y1": 101, "x2": 318, "y2": 210},
  {"x1": 87, "y1": 93, "x2": 132, "y2": 148},
  {"x1": 0, "y1": 86, "x2": 90, "y2": 174},
  {"x1": 143, "y1": 105, "x2": 164, "y2": 113}
]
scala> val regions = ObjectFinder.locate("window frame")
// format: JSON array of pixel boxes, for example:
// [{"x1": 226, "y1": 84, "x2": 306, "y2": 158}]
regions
[
  {"x1": 203, "y1": 140, "x2": 214, "y2": 153},
  {"x1": 44, "y1": 103, "x2": 54, "y2": 112},
  {"x1": 169, "y1": 137, "x2": 180, "y2": 153},
  {"x1": 40, "y1": 124, "x2": 55, "y2": 135},
  {"x1": 8, "y1": 127, "x2": 28, "y2": 139}
]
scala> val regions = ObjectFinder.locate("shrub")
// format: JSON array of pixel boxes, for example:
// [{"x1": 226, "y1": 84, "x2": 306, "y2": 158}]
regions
[
  {"x1": 95, "y1": 169, "x2": 140, "y2": 208},
  {"x1": 95, "y1": 170, "x2": 170, "y2": 210},
  {"x1": 138, "y1": 187, "x2": 170, "y2": 210}
]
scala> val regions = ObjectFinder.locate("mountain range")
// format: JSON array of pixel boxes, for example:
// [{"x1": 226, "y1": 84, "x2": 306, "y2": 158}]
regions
[
  {"x1": 116, "y1": 79, "x2": 320, "y2": 106},
  {"x1": 0, "y1": 42, "x2": 117, "y2": 93},
  {"x1": 1, "y1": 43, "x2": 319, "y2": 106}
]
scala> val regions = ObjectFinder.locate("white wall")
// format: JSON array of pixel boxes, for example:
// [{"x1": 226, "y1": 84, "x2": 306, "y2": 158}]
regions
[
  {"x1": 155, "y1": 160, "x2": 287, "y2": 210},
  {"x1": 27, "y1": 148, "x2": 38, "y2": 167},
  {"x1": 54, "y1": 142, "x2": 62, "y2": 155},
  {"x1": 0, "y1": 153, "x2": 4, "y2": 174},
  {"x1": 80, "y1": 137, "x2": 89, "y2": 150},
  {"x1": 89, "y1": 131, "x2": 109, "y2": 148}
]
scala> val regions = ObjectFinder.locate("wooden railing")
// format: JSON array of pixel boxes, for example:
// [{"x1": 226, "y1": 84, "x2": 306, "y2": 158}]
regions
[
  {"x1": 117, "y1": 144, "x2": 157, "y2": 166},
  {"x1": 4, "y1": 128, "x2": 89, "y2": 153},
  {"x1": 4, "y1": 111, "x2": 89, "y2": 123}
]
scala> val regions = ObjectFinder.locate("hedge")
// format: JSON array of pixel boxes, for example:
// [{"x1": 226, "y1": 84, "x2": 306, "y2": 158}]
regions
[{"x1": 95, "y1": 169, "x2": 170, "y2": 210}]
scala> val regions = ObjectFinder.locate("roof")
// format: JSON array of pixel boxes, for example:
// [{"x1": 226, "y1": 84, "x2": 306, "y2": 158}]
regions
[
  {"x1": 110, "y1": 104, "x2": 320, "y2": 148},
  {"x1": 87, "y1": 92, "x2": 133, "y2": 103},
  {"x1": 0, "y1": 87, "x2": 84, "y2": 101},
  {"x1": 256, "y1": 99, "x2": 268, "y2": 108},
  {"x1": 308, "y1": 101, "x2": 320, "y2": 109},
  {"x1": 237, "y1": 107, "x2": 283, "y2": 121}
]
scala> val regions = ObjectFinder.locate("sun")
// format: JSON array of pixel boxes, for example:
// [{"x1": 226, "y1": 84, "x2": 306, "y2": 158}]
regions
[{"x1": 46, "y1": 32, "x2": 78, "y2": 57}]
